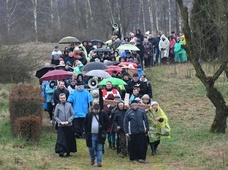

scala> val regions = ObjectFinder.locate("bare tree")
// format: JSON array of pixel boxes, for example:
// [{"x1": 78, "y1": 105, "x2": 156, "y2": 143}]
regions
[
  {"x1": 147, "y1": 0, "x2": 154, "y2": 34},
  {"x1": 31, "y1": 0, "x2": 38, "y2": 43},
  {"x1": 141, "y1": 0, "x2": 146, "y2": 33},
  {"x1": 4, "y1": 0, "x2": 24, "y2": 40},
  {"x1": 168, "y1": 0, "x2": 171, "y2": 34},
  {"x1": 176, "y1": 0, "x2": 228, "y2": 133}
]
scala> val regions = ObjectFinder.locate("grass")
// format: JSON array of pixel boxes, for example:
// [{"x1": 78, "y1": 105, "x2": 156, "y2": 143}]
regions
[{"x1": 0, "y1": 61, "x2": 227, "y2": 170}]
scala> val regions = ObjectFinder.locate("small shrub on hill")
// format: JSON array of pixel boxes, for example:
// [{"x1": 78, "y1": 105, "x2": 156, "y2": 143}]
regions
[
  {"x1": 15, "y1": 115, "x2": 41, "y2": 141},
  {"x1": 0, "y1": 43, "x2": 41, "y2": 83},
  {"x1": 9, "y1": 84, "x2": 43, "y2": 140}
]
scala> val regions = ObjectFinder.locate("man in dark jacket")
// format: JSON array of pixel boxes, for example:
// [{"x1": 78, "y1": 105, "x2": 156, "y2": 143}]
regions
[
  {"x1": 53, "y1": 81, "x2": 69, "y2": 106},
  {"x1": 126, "y1": 73, "x2": 145, "y2": 96},
  {"x1": 84, "y1": 104, "x2": 109, "y2": 167},
  {"x1": 124, "y1": 100, "x2": 149, "y2": 162},
  {"x1": 113, "y1": 101, "x2": 128, "y2": 157}
]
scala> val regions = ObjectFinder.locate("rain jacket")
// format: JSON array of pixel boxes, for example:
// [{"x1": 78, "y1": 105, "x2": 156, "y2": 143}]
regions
[
  {"x1": 159, "y1": 34, "x2": 170, "y2": 58},
  {"x1": 67, "y1": 87, "x2": 93, "y2": 118},
  {"x1": 174, "y1": 40, "x2": 187, "y2": 63},
  {"x1": 147, "y1": 105, "x2": 171, "y2": 142}
]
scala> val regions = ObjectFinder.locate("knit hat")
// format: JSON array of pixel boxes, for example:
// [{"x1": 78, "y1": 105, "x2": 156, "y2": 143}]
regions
[
  {"x1": 141, "y1": 94, "x2": 150, "y2": 100},
  {"x1": 131, "y1": 100, "x2": 138, "y2": 105}
]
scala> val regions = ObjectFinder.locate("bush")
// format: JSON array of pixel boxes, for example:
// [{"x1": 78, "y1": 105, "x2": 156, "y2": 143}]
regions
[
  {"x1": 0, "y1": 43, "x2": 41, "y2": 83},
  {"x1": 15, "y1": 115, "x2": 42, "y2": 141},
  {"x1": 9, "y1": 84, "x2": 43, "y2": 139}
]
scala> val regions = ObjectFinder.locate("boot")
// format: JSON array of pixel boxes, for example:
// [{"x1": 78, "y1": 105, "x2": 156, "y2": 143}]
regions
[
  {"x1": 154, "y1": 140, "x2": 160, "y2": 154},
  {"x1": 112, "y1": 143, "x2": 116, "y2": 150},
  {"x1": 109, "y1": 142, "x2": 112, "y2": 149},
  {"x1": 150, "y1": 143, "x2": 156, "y2": 156}
]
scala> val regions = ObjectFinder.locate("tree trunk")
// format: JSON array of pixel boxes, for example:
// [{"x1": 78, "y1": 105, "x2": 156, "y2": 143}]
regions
[
  {"x1": 168, "y1": 0, "x2": 171, "y2": 35},
  {"x1": 31, "y1": 0, "x2": 38, "y2": 43},
  {"x1": 147, "y1": 0, "x2": 154, "y2": 34},
  {"x1": 87, "y1": 0, "x2": 94, "y2": 30},
  {"x1": 176, "y1": 0, "x2": 228, "y2": 133},
  {"x1": 56, "y1": 0, "x2": 61, "y2": 32},
  {"x1": 141, "y1": 0, "x2": 146, "y2": 33},
  {"x1": 50, "y1": 0, "x2": 54, "y2": 38},
  {"x1": 176, "y1": 1, "x2": 180, "y2": 35},
  {"x1": 154, "y1": 0, "x2": 159, "y2": 33}
]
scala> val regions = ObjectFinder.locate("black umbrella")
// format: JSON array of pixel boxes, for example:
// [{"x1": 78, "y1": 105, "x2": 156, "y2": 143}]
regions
[
  {"x1": 82, "y1": 62, "x2": 108, "y2": 72},
  {"x1": 93, "y1": 48, "x2": 111, "y2": 53},
  {"x1": 35, "y1": 66, "x2": 55, "y2": 78},
  {"x1": 90, "y1": 39, "x2": 104, "y2": 45},
  {"x1": 113, "y1": 40, "x2": 125, "y2": 49},
  {"x1": 104, "y1": 61, "x2": 119, "y2": 66}
]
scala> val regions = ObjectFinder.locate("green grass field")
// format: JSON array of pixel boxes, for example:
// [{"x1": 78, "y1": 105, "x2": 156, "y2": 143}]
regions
[{"x1": 0, "y1": 61, "x2": 227, "y2": 170}]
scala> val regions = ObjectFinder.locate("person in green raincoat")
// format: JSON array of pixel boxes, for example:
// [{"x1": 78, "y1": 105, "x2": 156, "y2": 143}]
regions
[
  {"x1": 174, "y1": 37, "x2": 188, "y2": 63},
  {"x1": 147, "y1": 101, "x2": 171, "y2": 156}
]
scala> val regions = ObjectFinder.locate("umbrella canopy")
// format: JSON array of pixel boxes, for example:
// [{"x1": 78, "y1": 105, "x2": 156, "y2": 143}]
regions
[
  {"x1": 82, "y1": 62, "x2": 108, "y2": 72},
  {"x1": 59, "y1": 36, "x2": 80, "y2": 44},
  {"x1": 35, "y1": 66, "x2": 55, "y2": 78},
  {"x1": 40, "y1": 70, "x2": 72, "y2": 81},
  {"x1": 93, "y1": 48, "x2": 111, "y2": 52},
  {"x1": 98, "y1": 77, "x2": 127, "y2": 86},
  {"x1": 105, "y1": 66, "x2": 122, "y2": 75},
  {"x1": 118, "y1": 62, "x2": 137, "y2": 69},
  {"x1": 104, "y1": 61, "x2": 119, "y2": 66},
  {"x1": 113, "y1": 40, "x2": 125, "y2": 49},
  {"x1": 85, "y1": 70, "x2": 111, "y2": 78},
  {"x1": 90, "y1": 39, "x2": 104, "y2": 45},
  {"x1": 117, "y1": 44, "x2": 140, "y2": 51}
]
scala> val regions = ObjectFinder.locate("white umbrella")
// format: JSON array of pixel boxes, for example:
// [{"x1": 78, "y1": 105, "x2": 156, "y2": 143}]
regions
[
  {"x1": 85, "y1": 70, "x2": 111, "y2": 78},
  {"x1": 117, "y1": 44, "x2": 140, "y2": 51}
]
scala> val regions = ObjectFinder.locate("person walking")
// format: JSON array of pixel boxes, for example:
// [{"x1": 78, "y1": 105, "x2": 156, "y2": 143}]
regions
[
  {"x1": 54, "y1": 93, "x2": 76, "y2": 157},
  {"x1": 124, "y1": 100, "x2": 149, "y2": 162},
  {"x1": 113, "y1": 101, "x2": 128, "y2": 158},
  {"x1": 45, "y1": 80, "x2": 57, "y2": 123},
  {"x1": 67, "y1": 82, "x2": 93, "y2": 138},
  {"x1": 147, "y1": 101, "x2": 171, "y2": 156},
  {"x1": 84, "y1": 104, "x2": 109, "y2": 167}
]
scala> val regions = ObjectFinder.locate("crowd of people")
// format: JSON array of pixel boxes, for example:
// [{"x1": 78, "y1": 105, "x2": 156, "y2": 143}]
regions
[{"x1": 41, "y1": 29, "x2": 174, "y2": 167}]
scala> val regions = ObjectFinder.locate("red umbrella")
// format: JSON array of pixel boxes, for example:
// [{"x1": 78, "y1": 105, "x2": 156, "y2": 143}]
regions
[
  {"x1": 40, "y1": 70, "x2": 72, "y2": 81},
  {"x1": 105, "y1": 66, "x2": 122, "y2": 75},
  {"x1": 118, "y1": 62, "x2": 137, "y2": 69}
]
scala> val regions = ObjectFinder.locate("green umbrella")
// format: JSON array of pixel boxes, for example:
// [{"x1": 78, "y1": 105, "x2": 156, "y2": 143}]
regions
[
  {"x1": 98, "y1": 77, "x2": 127, "y2": 86},
  {"x1": 117, "y1": 44, "x2": 140, "y2": 51}
]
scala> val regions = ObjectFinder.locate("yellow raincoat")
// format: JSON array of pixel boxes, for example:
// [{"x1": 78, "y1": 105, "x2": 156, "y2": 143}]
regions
[{"x1": 147, "y1": 105, "x2": 171, "y2": 143}]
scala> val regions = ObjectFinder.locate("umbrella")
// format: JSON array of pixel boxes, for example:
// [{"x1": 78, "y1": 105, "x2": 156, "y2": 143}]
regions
[
  {"x1": 40, "y1": 70, "x2": 72, "y2": 81},
  {"x1": 85, "y1": 70, "x2": 111, "y2": 78},
  {"x1": 104, "y1": 61, "x2": 119, "y2": 66},
  {"x1": 93, "y1": 48, "x2": 111, "y2": 52},
  {"x1": 105, "y1": 39, "x2": 112, "y2": 44},
  {"x1": 35, "y1": 66, "x2": 55, "y2": 78},
  {"x1": 113, "y1": 40, "x2": 125, "y2": 49},
  {"x1": 118, "y1": 62, "x2": 137, "y2": 69},
  {"x1": 117, "y1": 44, "x2": 140, "y2": 51},
  {"x1": 59, "y1": 36, "x2": 80, "y2": 44},
  {"x1": 98, "y1": 77, "x2": 127, "y2": 86},
  {"x1": 90, "y1": 39, "x2": 104, "y2": 45},
  {"x1": 105, "y1": 66, "x2": 122, "y2": 75},
  {"x1": 82, "y1": 62, "x2": 108, "y2": 72}
]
